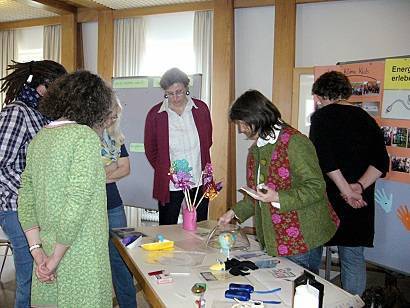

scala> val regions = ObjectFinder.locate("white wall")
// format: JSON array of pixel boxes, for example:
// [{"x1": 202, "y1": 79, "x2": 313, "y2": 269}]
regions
[
  {"x1": 141, "y1": 12, "x2": 194, "y2": 76},
  {"x1": 296, "y1": 0, "x2": 410, "y2": 67},
  {"x1": 82, "y1": 21, "x2": 98, "y2": 74},
  {"x1": 234, "y1": 6, "x2": 275, "y2": 225}
]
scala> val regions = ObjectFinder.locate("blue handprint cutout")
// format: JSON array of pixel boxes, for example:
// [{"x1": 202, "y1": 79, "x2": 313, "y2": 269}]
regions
[{"x1": 375, "y1": 188, "x2": 393, "y2": 213}]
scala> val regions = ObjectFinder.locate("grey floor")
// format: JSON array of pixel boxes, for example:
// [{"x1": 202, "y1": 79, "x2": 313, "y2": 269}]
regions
[
  {"x1": 328, "y1": 263, "x2": 410, "y2": 307},
  {"x1": 1, "y1": 258, "x2": 409, "y2": 308}
]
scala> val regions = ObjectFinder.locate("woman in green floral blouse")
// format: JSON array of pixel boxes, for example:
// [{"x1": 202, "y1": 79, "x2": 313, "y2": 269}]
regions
[
  {"x1": 219, "y1": 90, "x2": 339, "y2": 273},
  {"x1": 18, "y1": 71, "x2": 114, "y2": 307}
]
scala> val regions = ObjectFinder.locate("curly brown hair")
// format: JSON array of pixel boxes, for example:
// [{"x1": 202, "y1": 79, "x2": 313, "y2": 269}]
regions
[
  {"x1": 39, "y1": 70, "x2": 114, "y2": 128},
  {"x1": 312, "y1": 71, "x2": 352, "y2": 100}
]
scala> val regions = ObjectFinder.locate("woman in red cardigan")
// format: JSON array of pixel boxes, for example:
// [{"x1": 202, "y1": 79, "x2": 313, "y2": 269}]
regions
[{"x1": 144, "y1": 68, "x2": 213, "y2": 225}]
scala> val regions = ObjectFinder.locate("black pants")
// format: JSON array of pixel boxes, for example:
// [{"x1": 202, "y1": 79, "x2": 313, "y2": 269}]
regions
[{"x1": 158, "y1": 186, "x2": 209, "y2": 225}]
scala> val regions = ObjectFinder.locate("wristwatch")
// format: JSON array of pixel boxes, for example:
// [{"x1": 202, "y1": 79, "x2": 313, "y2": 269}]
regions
[{"x1": 29, "y1": 243, "x2": 42, "y2": 252}]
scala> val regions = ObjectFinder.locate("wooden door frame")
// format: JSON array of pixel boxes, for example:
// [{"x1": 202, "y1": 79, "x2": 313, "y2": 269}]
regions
[{"x1": 291, "y1": 67, "x2": 314, "y2": 129}]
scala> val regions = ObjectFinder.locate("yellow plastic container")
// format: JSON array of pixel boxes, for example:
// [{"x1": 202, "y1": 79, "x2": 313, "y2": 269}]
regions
[{"x1": 141, "y1": 240, "x2": 174, "y2": 251}]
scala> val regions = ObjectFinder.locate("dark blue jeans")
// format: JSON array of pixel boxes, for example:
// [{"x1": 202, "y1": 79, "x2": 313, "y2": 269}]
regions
[
  {"x1": 0, "y1": 211, "x2": 32, "y2": 308},
  {"x1": 287, "y1": 245, "x2": 323, "y2": 274},
  {"x1": 338, "y1": 246, "x2": 366, "y2": 296},
  {"x1": 108, "y1": 206, "x2": 137, "y2": 308}
]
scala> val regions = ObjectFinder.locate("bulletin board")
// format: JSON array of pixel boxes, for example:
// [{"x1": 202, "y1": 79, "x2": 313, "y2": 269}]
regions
[{"x1": 314, "y1": 58, "x2": 410, "y2": 275}]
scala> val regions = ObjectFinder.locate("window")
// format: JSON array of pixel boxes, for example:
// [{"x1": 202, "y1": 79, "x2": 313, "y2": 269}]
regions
[
  {"x1": 140, "y1": 12, "x2": 194, "y2": 76},
  {"x1": 16, "y1": 26, "x2": 43, "y2": 62}
]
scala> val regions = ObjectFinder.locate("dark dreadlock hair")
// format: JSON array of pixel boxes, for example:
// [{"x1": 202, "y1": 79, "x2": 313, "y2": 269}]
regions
[{"x1": 0, "y1": 60, "x2": 67, "y2": 106}]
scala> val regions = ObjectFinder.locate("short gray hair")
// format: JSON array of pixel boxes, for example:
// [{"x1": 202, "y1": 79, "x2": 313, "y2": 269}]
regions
[{"x1": 159, "y1": 67, "x2": 190, "y2": 90}]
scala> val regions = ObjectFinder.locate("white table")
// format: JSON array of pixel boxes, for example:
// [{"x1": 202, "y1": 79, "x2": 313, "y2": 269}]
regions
[{"x1": 113, "y1": 222, "x2": 364, "y2": 308}]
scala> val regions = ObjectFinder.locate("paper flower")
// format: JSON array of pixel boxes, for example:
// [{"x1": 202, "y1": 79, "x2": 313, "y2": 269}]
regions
[
  {"x1": 203, "y1": 163, "x2": 214, "y2": 185},
  {"x1": 170, "y1": 159, "x2": 192, "y2": 174},
  {"x1": 203, "y1": 181, "x2": 223, "y2": 201},
  {"x1": 169, "y1": 159, "x2": 196, "y2": 211},
  {"x1": 169, "y1": 159, "x2": 195, "y2": 190},
  {"x1": 171, "y1": 170, "x2": 195, "y2": 190}
]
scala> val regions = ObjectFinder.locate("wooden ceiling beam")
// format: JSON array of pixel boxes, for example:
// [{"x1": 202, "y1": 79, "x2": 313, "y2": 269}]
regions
[
  {"x1": 113, "y1": 1, "x2": 213, "y2": 19},
  {"x1": 0, "y1": 16, "x2": 61, "y2": 30},
  {"x1": 234, "y1": 0, "x2": 274, "y2": 8},
  {"x1": 234, "y1": 0, "x2": 337, "y2": 8},
  {"x1": 14, "y1": 0, "x2": 77, "y2": 15},
  {"x1": 77, "y1": 7, "x2": 98, "y2": 22},
  {"x1": 62, "y1": 0, "x2": 108, "y2": 9}
]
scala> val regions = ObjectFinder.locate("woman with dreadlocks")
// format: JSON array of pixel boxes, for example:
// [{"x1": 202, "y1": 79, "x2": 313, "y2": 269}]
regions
[{"x1": 0, "y1": 60, "x2": 66, "y2": 308}]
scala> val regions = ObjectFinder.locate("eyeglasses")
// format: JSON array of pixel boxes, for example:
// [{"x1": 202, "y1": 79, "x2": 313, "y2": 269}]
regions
[
  {"x1": 164, "y1": 89, "x2": 185, "y2": 99},
  {"x1": 109, "y1": 114, "x2": 118, "y2": 121}
]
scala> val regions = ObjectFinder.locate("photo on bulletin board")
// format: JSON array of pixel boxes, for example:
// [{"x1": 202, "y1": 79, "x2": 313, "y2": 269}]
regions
[
  {"x1": 379, "y1": 117, "x2": 410, "y2": 183},
  {"x1": 381, "y1": 126, "x2": 393, "y2": 146},
  {"x1": 381, "y1": 90, "x2": 410, "y2": 120},
  {"x1": 391, "y1": 156, "x2": 410, "y2": 173},
  {"x1": 391, "y1": 127, "x2": 408, "y2": 148},
  {"x1": 358, "y1": 101, "x2": 379, "y2": 117},
  {"x1": 351, "y1": 80, "x2": 381, "y2": 96}
]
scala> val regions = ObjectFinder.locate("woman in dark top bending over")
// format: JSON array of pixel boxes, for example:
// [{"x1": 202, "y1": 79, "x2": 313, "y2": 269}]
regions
[{"x1": 309, "y1": 71, "x2": 389, "y2": 296}]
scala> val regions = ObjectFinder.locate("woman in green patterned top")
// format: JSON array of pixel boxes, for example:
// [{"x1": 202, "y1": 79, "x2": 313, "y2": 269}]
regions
[
  {"x1": 219, "y1": 90, "x2": 339, "y2": 274},
  {"x1": 18, "y1": 71, "x2": 115, "y2": 307}
]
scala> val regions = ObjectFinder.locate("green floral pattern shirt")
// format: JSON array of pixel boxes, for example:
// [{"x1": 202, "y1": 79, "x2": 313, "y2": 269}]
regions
[
  {"x1": 19, "y1": 124, "x2": 112, "y2": 307},
  {"x1": 234, "y1": 126, "x2": 338, "y2": 257}
]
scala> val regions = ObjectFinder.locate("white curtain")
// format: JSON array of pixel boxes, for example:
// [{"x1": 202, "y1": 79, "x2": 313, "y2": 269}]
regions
[
  {"x1": 114, "y1": 17, "x2": 145, "y2": 224},
  {"x1": 125, "y1": 206, "x2": 141, "y2": 228},
  {"x1": 0, "y1": 30, "x2": 16, "y2": 108},
  {"x1": 114, "y1": 17, "x2": 145, "y2": 77},
  {"x1": 193, "y1": 11, "x2": 213, "y2": 106},
  {"x1": 43, "y1": 25, "x2": 61, "y2": 63}
]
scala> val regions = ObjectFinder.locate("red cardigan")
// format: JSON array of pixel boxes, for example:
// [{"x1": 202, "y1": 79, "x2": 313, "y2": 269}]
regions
[{"x1": 144, "y1": 98, "x2": 213, "y2": 204}]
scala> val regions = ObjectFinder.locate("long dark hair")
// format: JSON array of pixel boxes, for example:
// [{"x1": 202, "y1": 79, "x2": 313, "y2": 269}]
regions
[
  {"x1": 229, "y1": 90, "x2": 284, "y2": 139},
  {"x1": 0, "y1": 60, "x2": 67, "y2": 105}
]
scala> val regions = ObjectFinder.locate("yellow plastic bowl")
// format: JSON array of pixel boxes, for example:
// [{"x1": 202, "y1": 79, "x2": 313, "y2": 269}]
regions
[{"x1": 141, "y1": 240, "x2": 174, "y2": 251}]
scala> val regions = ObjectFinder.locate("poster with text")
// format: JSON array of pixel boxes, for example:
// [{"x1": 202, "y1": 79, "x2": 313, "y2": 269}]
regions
[
  {"x1": 381, "y1": 58, "x2": 410, "y2": 120},
  {"x1": 314, "y1": 61, "x2": 385, "y2": 117}
]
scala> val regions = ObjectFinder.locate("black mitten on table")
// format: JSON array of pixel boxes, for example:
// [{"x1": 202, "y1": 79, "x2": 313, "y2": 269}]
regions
[{"x1": 225, "y1": 258, "x2": 259, "y2": 276}]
